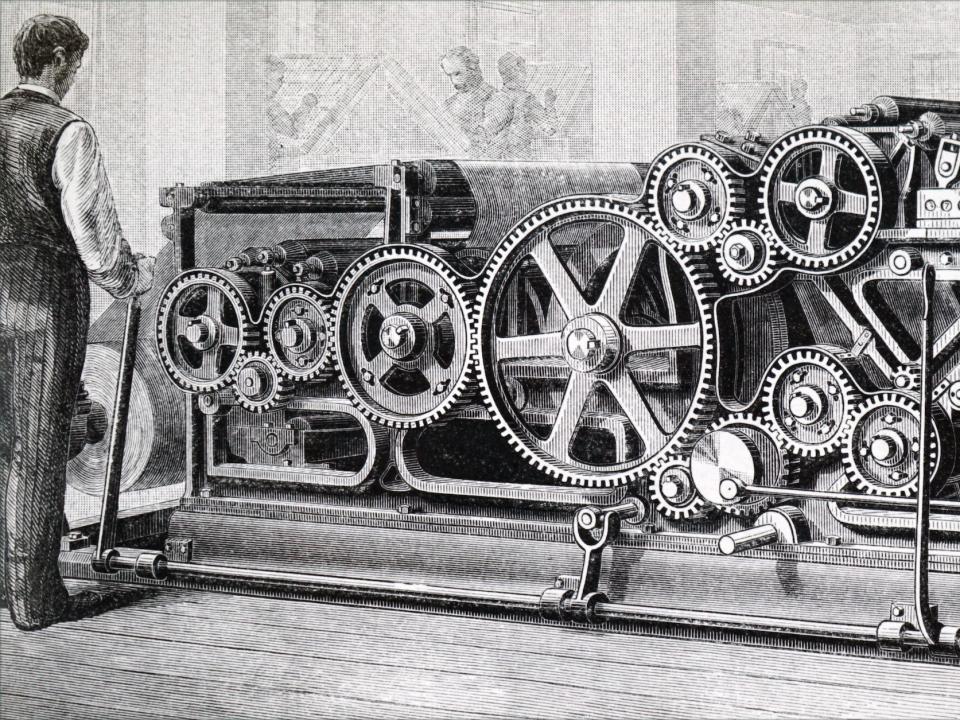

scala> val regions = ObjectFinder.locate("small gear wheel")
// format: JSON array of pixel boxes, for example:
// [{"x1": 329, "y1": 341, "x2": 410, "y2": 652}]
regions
[
  {"x1": 263, "y1": 284, "x2": 334, "y2": 381},
  {"x1": 690, "y1": 413, "x2": 794, "y2": 517},
  {"x1": 232, "y1": 351, "x2": 294, "y2": 412},
  {"x1": 716, "y1": 219, "x2": 780, "y2": 287},
  {"x1": 156, "y1": 269, "x2": 259, "y2": 392},
  {"x1": 646, "y1": 144, "x2": 746, "y2": 252},
  {"x1": 762, "y1": 347, "x2": 862, "y2": 458},
  {"x1": 843, "y1": 392, "x2": 955, "y2": 497},
  {"x1": 758, "y1": 126, "x2": 895, "y2": 272},
  {"x1": 891, "y1": 365, "x2": 921, "y2": 394},
  {"x1": 335, "y1": 245, "x2": 475, "y2": 428},
  {"x1": 648, "y1": 456, "x2": 715, "y2": 521}
]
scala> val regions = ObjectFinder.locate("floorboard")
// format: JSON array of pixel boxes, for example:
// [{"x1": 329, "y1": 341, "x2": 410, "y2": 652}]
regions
[{"x1": 1, "y1": 589, "x2": 957, "y2": 719}]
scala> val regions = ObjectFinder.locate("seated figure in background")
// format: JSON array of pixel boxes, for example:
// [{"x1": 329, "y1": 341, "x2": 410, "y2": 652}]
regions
[
  {"x1": 264, "y1": 55, "x2": 329, "y2": 169},
  {"x1": 482, "y1": 51, "x2": 558, "y2": 160},
  {"x1": 441, "y1": 46, "x2": 495, "y2": 156}
]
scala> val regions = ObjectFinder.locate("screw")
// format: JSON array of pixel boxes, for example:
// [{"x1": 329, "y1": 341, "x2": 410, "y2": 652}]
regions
[
  {"x1": 892, "y1": 605, "x2": 904, "y2": 618},
  {"x1": 433, "y1": 379, "x2": 451, "y2": 395},
  {"x1": 940, "y1": 252, "x2": 954, "y2": 266},
  {"x1": 296, "y1": 357, "x2": 308, "y2": 367},
  {"x1": 366, "y1": 280, "x2": 383, "y2": 295},
  {"x1": 362, "y1": 369, "x2": 376, "y2": 384}
]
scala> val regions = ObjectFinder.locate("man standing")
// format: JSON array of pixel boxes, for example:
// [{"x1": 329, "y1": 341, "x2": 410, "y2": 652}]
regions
[
  {"x1": 441, "y1": 46, "x2": 495, "y2": 156},
  {"x1": 0, "y1": 14, "x2": 155, "y2": 630}
]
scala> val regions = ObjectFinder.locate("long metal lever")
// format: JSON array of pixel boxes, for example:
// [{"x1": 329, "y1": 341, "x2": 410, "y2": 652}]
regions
[
  {"x1": 92, "y1": 296, "x2": 140, "y2": 573},
  {"x1": 914, "y1": 263, "x2": 941, "y2": 645}
]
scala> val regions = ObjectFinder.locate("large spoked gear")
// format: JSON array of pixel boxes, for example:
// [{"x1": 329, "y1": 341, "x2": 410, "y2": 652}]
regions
[
  {"x1": 232, "y1": 351, "x2": 294, "y2": 412},
  {"x1": 762, "y1": 347, "x2": 862, "y2": 458},
  {"x1": 156, "y1": 269, "x2": 259, "y2": 392},
  {"x1": 646, "y1": 144, "x2": 746, "y2": 252},
  {"x1": 758, "y1": 126, "x2": 895, "y2": 271},
  {"x1": 263, "y1": 284, "x2": 333, "y2": 381},
  {"x1": 843, "y1": 392, "x2": 955, "y2": 497},
  {"x1": 648, "y1": 456, "x2": 715, "y2": 522},
  {"x1": 716, "y1": 219, "x2": 780, "y2": 287},
  {"x1": 690, "y1": 413, "x2": 794, "y2": 517},
  {"x1": 475, "y1": 195, "x2": 717, "y2": 488},
  {"x1": 335, "y1": 245, "x2": 474, "y2": 428}
]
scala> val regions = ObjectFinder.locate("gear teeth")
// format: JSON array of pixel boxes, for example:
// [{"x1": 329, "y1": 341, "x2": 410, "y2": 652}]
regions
[
  {"x1": 334, "y1": 245, "x2": 476, "y2": 429},
  {"x1": 155, "y1": 269, "x2": 259, "y2": 393},
  {"x1": 262, "y1": 284, "x2": 334, "y2": 381},
  {"x1": 842, "y1": 392, "x2": 954, "y2": 498},
  {"x1": 761, "y1": 347, "x2": 861, "y2": 458},
  {"x1": 695, "y1": 413, "x2": 793, "y2": 518},
  {"x1": 648, "y1": 455, "x2": 716, "y2": 522},
  {"x1": 645, "y1": 143, "x2": 747, "y2": 252},
  {"x1": 231, "y1": 351, "x2": 294, "y2": 413},
  {"x1": 474, "y1": 196, "x2": 718, "y2": 489},
  {"x1": 758, "y1": 126, "x2": 892, "y2": 272},
  {"x1": 715, "y1": 219, "x2": 782, "y2": 287}
]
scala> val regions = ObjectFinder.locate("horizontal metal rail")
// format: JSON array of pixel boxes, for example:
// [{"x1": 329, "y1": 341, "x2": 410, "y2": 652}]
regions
[
  {"x1": 746, "y1": 485, "x2": 960, "y2": 512},
  {"x1": 101, "y1": 550, "x2": 958, "y2": 656}
]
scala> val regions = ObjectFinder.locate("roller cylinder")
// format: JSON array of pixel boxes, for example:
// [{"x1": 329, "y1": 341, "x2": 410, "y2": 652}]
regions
[
  {"x1": 718, "y1": 525, "x2": 780, "y2": 555},
  {"x1": 851, "y1": 96, "x2": 960, "y2": 123},
  {"x1": 67, "y1": 342, "x2": 185, "y2": 495}
]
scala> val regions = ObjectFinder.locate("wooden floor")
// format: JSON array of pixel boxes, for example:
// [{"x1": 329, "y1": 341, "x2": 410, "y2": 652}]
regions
[{"x1": 1, "y1": 588, "x2": 958, "y2": 719}]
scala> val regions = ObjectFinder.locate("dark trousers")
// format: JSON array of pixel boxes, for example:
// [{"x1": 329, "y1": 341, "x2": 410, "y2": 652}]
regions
[{"x1": 0, "y1": 245, "x2": 89, "y2": 630}]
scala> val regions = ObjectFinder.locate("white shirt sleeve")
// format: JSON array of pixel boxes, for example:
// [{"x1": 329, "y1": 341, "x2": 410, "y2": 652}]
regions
[{"x1": 52, "y1": 121, "x2": 147, "y2": 298}]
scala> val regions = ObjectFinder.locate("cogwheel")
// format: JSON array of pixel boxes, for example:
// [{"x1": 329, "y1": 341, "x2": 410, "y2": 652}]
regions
[
  {"x1": 232, "y1": 351, "x2": 294, "y2": 412},
  {"x1": 761, "y1": 346, "x2": 862, "y2": 457},
  {"x1": 262, "y1": 284, "x2": 334, "y2": 381},
  {"x1": 155, "y1": 269, "x2": 259, "y2": 392},
  {"x1": 891, "y1": 365, "x2": 921, "y2": 394},
  {"x1": 758, "y1": 126, "x2": 895, "y2": 272},
  {"x1": 648, "y1": 456, "x2": 716, "y2": 522},
  {"x1": 645, "y1": 143, "x2": 747, "y2": 252},
  {"x1": 843, "y1": 392, "x2": 955, "y2": 498},
  {"x1": 689, "y1": 413, "x2": 795, "y2": 517},
  {"x1": 715, "y1": 219, "x2": 781, "y2": 287},
  {"x1": 334, "y1": 245, "x2": 475, "y2": 428},
  {"x1": 474, "y1": 195, "x2": 718, "y2": 488}
]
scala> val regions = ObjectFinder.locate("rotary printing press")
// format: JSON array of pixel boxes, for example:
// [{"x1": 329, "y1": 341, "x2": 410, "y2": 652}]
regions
[{"x1": 63, "y1": 95, "x2": 960, "y2": 661}]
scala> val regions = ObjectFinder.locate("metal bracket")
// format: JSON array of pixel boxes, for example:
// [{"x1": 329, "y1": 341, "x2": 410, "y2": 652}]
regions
[{"x1": 539, "y1": 499, "x2": 645, "y2": 624}]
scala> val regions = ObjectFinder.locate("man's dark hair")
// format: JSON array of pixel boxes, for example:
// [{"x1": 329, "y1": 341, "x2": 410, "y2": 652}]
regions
[{"x1": 13, "y1": 14, "x2": 89, "y2": 78}]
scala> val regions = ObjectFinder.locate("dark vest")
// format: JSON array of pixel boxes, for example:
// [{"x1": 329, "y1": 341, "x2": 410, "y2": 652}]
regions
[{"x1": 0, "y1": 88, "x2": 83, "y2": 258}]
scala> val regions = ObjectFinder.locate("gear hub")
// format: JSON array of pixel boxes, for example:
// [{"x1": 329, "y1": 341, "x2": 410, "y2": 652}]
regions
[
  {"x1": 335, "y1": 246, "x2": 474, "y2": 428},
  {"x1": 156, "y1": 269, "x2": 259, "y2": 392},
  {"x1": 263, "y1": 284, "x2": 333, "y2": 381},
  {"x1": 843, "y1": 392, "x2": 955, "y2": 497},
  {"x1": 759, "y1": 126, "x2": 895, "y2": 271}
]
